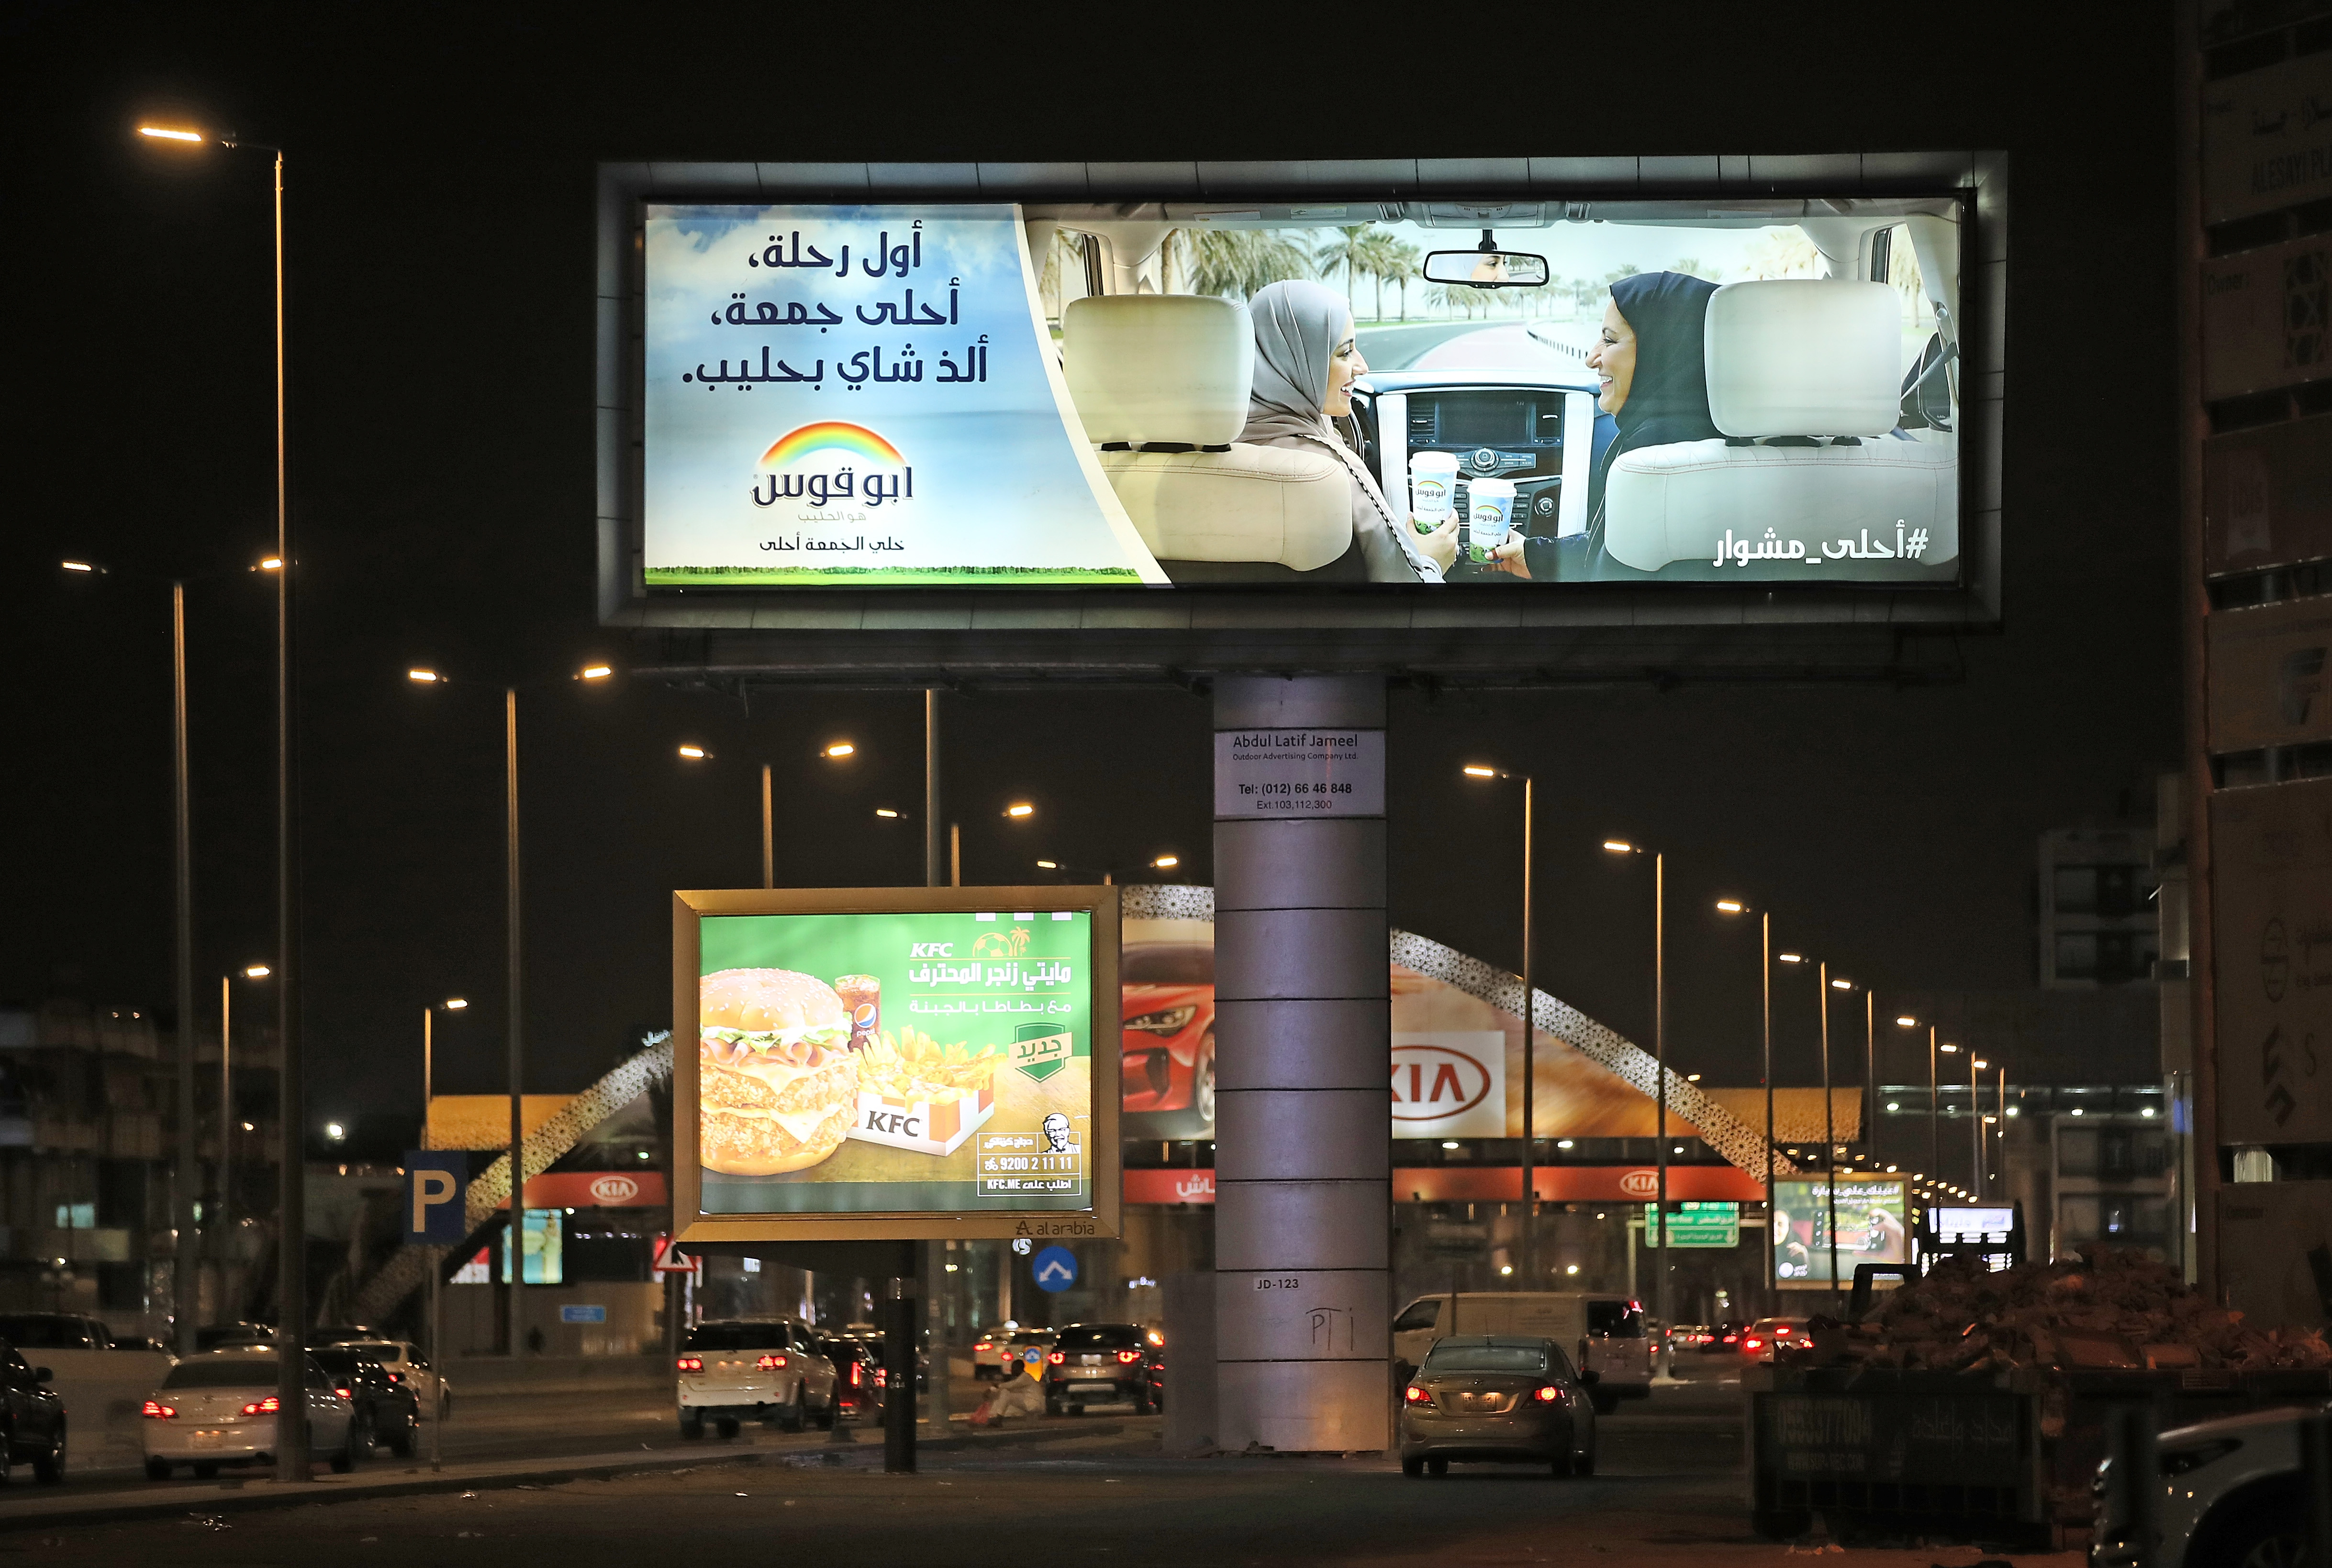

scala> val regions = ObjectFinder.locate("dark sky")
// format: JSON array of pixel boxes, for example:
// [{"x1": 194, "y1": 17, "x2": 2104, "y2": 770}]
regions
[{"x1": 0, "y1": 3, "x2": 2180, "y2": 1134}]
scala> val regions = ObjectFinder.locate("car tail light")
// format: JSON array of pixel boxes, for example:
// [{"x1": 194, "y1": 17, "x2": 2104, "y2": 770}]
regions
[
  {"x1": 1403, "y1": 1384, "x2": 1431, "y2": 1404},
  {"x1": 676, "y1": 1356, "x2": 703, "y2": 1372},
  {"x1": 1772, "y1": 1326, "x2": 1792, "y2": 1337},
  {"x1": 141, "y1": 1400, "x2": 177, "y2": 1419},
  {"x1": 335, "y1": 1387, "x2": 352, "y2": 1400},
  {"x1": 385, "y1": 1371, "x2": 401, "y2": 1382},
  {"x1": 1116, "y1": 1349, "x2": 1141, "y2": 1364},
  {"x1": 850, "y1": 1362, "x2": 863, "y2": 1387},
  {"x1": 1744, "y1": 1336, "x2": 1764, "y2": 1350},
  {"x1": 1533, "y1": 1385, "x2": 1561, "y2": 1403},
  {"x1": 1047, "y1": 1351, "x2": 1065, "y2": 1365},
  {"x1": 875, "y1": 1368, "x2": 888, "y2": 1388},
  {"x1": 757, "y1": 1354, "x2": 789, "y2": 1370},
  {"x1": 240, "y1": 1396, "x2": 280, "y2": 1416}
]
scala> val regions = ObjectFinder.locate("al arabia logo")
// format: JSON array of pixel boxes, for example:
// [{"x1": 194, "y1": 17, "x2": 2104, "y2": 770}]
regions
[
  {"x1": 751, "y1": 421, "x2": 912, "y2": 512},
  {"x1": 587, "y1": 1174, "x2": 641, "y2": 1205}
]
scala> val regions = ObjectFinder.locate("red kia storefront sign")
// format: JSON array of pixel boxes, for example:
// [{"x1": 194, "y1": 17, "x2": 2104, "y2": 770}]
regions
[
  {"x1": 520, "y1": 1170, "x2": 669, "y2": 1208},
  {"x1": 1121, "y1": 1166, "x2": 1762, "y2": 1207}
]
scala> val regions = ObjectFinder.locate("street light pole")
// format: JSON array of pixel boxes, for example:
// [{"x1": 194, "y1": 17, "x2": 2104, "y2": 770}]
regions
[
  {"x1": 1971, "y1": 1055, "x2": 1986, "y2": 1200},
  {"x1": 1929, "y1": 1027, "x2": 1940, "y2": 1190},
  {"x1": 1521, "y1": 778, "x2": 1534, "y2": 1287},
  {"x1": 1653, "y1": 850, "x2": 1667, "y2": 1373},
  {"x1": 170, "y1": 581, "x2": 199, "y2": 1357},
  {"x1": 925, "y1": 690, "x2": 942, "y2": 890},
  {"x1": 1820, "y1": 964, "x2": 1838, "y2": 1312},
  {"x1": 505, "y1": 686, "x2": 524, "y2": 1360},
  {"x1": 1865, "y1": 992, "x2": 1877, "y2": 1177},
  {"x1": 761, "y1": 763, "x2": 774, "y2": 890},
  {"x1": 1762, "y1": 913, "x2": 1774, "y2": 1314}
]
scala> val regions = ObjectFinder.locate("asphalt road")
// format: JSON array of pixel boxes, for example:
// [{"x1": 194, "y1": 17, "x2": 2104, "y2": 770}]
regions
[{"x1": 0, "y1": 1372, "x2": 2080, "y2": 1568}]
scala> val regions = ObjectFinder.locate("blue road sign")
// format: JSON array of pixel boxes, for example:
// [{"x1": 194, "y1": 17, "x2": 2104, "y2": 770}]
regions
[
  {"x1": 561, "y1": 1304, "x2": 607, "y2": 1324},
  {"x1": 1032, "y1": 1245, "x2": 1078, "y2": 1293},
  {"x1": 403, "y1": 1150, "x2": 467, "y2": 1245}
]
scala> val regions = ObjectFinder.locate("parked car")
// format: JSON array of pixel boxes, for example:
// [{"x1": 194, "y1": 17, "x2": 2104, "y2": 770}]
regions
[
  {"x1": 1399, "y1": 1334, "x2": 1599, "y2": 1478},
  {"x1": 0, "y1": 1342, "x2": 66, "y2": 1484},
  {"x1": 196, "y1": 1322, "x2": 278, "y2": 1351},
  {"x1": 2092, "y1": 1404, "x2": 2329, "y2": 1568},
  {"x1": 817, "y1": 1334, "x2": 885, "y2": 1422},
  {"x1": 972, "y1": 1327, "x2": 1057, "y2": 1379},
  {"x1": 316, "y1": 1336, "x2": 452, "y2": 1418},
  {"x1": 675, "y1": 1319, "x2": 837, "y2": 1438},
  {"x1": 1707, "y1": 1322, "x2": 1748, "y2": 1355},
  {"x1": 311, "y1": 1347, "x2": 420, "y2": 1458},
  {"x1": 0, "y1": 1313, "x2": 112, "y2": 1351},
  {"x1": 1673, "y1": 1323, "x2": 1714, "y2": 1350},
  {"x1": 1740, "y1": 1317, "x2": 1810, "y2": 1361},
  {"x1": 1043, "y1": 1323, "x2": 1163, "y2": 1415},
  {"x1": 141, "y1": 1349, "x2": 358, "y2": 1479}
]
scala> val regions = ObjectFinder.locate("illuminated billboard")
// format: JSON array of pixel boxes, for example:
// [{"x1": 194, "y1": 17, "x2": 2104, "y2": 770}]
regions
[
  {"x1": 672, "y1": 887, "x2": 1120, "y2": 1243},
  {"x1": 636, "y1": 197, "x2": 1963, "y2": 590},
  {"x1": 1771, "y1": 1176, "x2": 1909, "y2": 1288}
]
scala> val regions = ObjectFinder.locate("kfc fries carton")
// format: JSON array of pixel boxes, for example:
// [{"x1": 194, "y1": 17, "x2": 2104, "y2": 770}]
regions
[{"x1": 849, "y1": 1028, "x2": 1001, "y2": 1156}]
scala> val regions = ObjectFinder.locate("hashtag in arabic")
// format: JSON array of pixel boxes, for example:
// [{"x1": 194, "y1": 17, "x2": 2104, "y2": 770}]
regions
[{"x1": 1906, "y1": 529, "x2": 1929, "y2": 559}]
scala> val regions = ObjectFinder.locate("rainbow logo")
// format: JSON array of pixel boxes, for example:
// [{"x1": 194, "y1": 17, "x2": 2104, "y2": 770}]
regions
[{"x1": 758, "y1": 422, "x2": 905, "y2": 469}]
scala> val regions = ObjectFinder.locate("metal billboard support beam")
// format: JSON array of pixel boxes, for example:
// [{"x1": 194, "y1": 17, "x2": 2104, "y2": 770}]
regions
[{"x1": 1212, "y1": 676, "x2": 1389, "y2": 1453}]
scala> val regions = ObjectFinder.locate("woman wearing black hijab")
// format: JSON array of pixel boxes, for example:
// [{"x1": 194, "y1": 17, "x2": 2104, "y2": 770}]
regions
[{"x1": 1486, "y1": 270, "x2": 1721, "y2": 580}]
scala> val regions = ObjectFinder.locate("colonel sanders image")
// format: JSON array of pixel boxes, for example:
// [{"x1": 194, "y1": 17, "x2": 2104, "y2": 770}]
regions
[{"x1": 1041, "y1": 1112, "x2": 1073, "y2": 1154}]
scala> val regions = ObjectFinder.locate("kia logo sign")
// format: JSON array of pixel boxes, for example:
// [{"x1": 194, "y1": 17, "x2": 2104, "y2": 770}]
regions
[
  {"x1": 1390, "y1": 1045, "x2": 1493, "y2": 1121},
  {"x1": 1618, "y1": 1169, "x2": 1660, "y2": 1200},
  {"x1": 588, "y1": 1174, "x2": 641, "y2": 1204}
]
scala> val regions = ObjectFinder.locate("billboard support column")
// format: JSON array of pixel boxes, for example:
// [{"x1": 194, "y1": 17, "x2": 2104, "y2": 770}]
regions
[
  {"x1": 1212, "y1": 675, "x2": 1390, "y2": 1454},
  {"x1": 883, "y1": 1276, "x2": 917, "y2": 1473}
]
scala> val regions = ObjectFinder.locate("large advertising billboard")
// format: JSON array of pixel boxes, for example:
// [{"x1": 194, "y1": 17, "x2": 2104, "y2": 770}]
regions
[
  {"x1": 639, "y1": 197, "x2": 1963, "y2": 589},
  {"x1": 1771, "y1": 1176, "x2": 1909, "y2": 1288},
  {"x1": 673, "y1": 888, "x2": 1119, "y2": 1242}
]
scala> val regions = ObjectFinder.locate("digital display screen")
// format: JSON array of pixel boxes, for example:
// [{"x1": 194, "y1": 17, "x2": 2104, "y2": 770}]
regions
[
  {"x1": 636, "y1": 198, "x2": 1963, "y2": 588},
  {"x1": 1930, "y1": 1205, "x2": 2015, "y2": 1243},
  {"x1": 690, "y1": 907, "x2": 1096, "y2": 1220},
  {"x1": 1771, "y1": 1177, "x2": 1910, "y2": 1286}
]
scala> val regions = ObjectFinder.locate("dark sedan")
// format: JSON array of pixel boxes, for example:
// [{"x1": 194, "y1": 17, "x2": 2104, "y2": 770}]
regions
[
  {"x1": 1399, "y1": 1334, "x2": 1597, "y2": 1478},
  {"x1": 1044, "y1": 1323, "x2": 1163, "y2": 1415},
  {"x1": 311, "y1": 1347, "x2": 419, "y2": 1458},
  {"x1": 816, "y1": 1335, "x2": 885, "y2": 1423}
]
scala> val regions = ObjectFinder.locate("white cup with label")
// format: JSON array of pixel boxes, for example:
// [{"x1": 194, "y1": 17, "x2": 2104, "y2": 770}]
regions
[
  {"x1": 1408, "y1": 452, "x2": 1459, "y2": 534},
  {"x1": 1467, "y1": 478, "x2": 1517, "y2": 561}
]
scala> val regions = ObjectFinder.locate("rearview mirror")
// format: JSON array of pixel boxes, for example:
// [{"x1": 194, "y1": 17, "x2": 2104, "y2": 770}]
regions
[
  {"x1": 32, "y1": 1367, "x2": 51, "y2": 1385},
  {"x1": 1422, "y1": 249, "x2": 1549, "y2": 289},
  {"x1": 1577, "y1": 1369, "x2": 1601, "y2": 1386}
]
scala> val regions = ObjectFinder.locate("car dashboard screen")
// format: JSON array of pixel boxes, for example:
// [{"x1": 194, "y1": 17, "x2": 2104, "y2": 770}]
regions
[{"x1": 638, "y1": 198, "x2": 1963, "y2": 589}]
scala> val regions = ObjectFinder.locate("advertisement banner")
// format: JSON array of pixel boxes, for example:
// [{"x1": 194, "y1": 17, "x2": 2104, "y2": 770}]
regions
[
  {"x1": 2204, "y1": 417, "x2": 2332, "y2": 577},
  {"x1": 2210, "y1": 779, "x2": 2332, "y2": 1145},
  {"x1": 1771, "y1": 1176, "x2": 1908, "y2": 1287},
  {"x1": 2202, "y1": 53, "x2": 2332, "y2": 227},
  {"x1": 2206, "y1": 596, "x2": 2332, "y2": 754},
  {"x1": 639, "y1": 199, "x2": 1961, "y2": 588},
  {"x1": 674, "y1": 888, "x2": 1120, "y2": 1242},
  {"x1": 2202, "y1": 236, "x2": 2332, "y2": 402}
]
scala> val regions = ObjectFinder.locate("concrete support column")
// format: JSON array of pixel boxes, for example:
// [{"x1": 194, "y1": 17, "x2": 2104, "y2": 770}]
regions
[{"x1": 1212, "y1": 675, "x2": 1389, "y2": 1453}]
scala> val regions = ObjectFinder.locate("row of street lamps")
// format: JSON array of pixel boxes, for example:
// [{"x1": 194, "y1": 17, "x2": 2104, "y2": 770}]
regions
[{"x1": 1460, "y1": 762, "x2": 2010, "y2": 1340}]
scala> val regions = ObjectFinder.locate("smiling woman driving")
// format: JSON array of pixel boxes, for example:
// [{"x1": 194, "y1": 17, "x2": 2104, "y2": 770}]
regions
[
  {"x1": 1487, "y1": 270, "x2": 1720, "y2": 580},
  {"x1": 1241, "y1": 280, "x2": 1458, "y2": 583}
]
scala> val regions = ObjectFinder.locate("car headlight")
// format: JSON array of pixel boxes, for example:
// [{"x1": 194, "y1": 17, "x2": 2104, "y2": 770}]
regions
[{"x1": 1125, "y1": 1006, "x2": 1198, "y2": 1035}]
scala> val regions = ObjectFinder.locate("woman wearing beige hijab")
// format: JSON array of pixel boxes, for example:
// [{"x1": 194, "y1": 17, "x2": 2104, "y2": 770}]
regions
[{"x1": 1239, "y1": 281, "x2": 1457, "y2": 583}]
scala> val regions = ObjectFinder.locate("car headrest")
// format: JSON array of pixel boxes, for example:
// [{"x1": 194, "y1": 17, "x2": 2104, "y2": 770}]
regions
[
  {"x1": 1062, "y1": 295, "x2": 1254, "y2": 447},
  {"x1": 1703, "y1": 280, "x2": 1902, "y2": 438}
]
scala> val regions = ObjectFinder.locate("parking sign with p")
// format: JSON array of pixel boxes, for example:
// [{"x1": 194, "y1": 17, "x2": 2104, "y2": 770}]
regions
[{"x1": 404, "y1": 1151, "x2": 467, "y2": 1245}]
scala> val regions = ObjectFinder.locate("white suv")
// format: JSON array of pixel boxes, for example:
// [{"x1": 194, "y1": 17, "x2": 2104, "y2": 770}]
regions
[
  {"x1": 676, "y1": 1319, "x2": 837, "y2": 1438},
  {"x1": 2094, "y1": 1403, "x2": 2327, "y2": 1568}
]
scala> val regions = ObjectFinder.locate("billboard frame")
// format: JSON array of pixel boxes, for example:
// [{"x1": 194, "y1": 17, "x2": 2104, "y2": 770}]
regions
[
  {"x1": 671, "y1": 884, "x2": 1121, "y2": 1244},
  {"x1": 596, "y1": 154, "x2": 2008, "y2": 681},
  {"x1": 1769, "y1": 1173, "x2": 1910, "y2": 1290}
]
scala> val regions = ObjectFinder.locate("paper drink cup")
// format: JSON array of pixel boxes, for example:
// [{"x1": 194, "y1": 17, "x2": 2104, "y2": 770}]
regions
[
  {"x1": 1467, "y1": 478, "x2": 1517, "y2": 559},
  {"x1": 1408, "y1": 452, "x2": 1459, "y2": 532}
]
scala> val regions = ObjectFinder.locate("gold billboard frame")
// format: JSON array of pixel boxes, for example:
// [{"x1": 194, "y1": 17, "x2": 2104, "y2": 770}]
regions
[{"x1": 672, "y1": 885, "x2": 1121, "y2": 1243}]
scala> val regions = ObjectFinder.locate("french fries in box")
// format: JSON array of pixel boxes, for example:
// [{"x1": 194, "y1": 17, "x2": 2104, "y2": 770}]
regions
[{"x1": 848, "y1": 1028, "x2": 1001, "y2": 1156}]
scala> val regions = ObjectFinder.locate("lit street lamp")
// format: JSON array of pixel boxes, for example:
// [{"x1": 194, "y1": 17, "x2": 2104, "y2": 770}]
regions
[
  {"x1": 1715, "y1": 901, "x2": 1776, "y2": 1311},
  {"x1": 1465, "y1": 767, "x2": 1536, "y2": 1285},
  {"x1": 676, "y1": 738, "x2": 863, "y2": 888},
  {"x1": 407, "y1": 661, "x2": 614, "y2": 1361},
  {"x1": 1601, "y1": 837, "x2": 1667, "y2": 1370}
]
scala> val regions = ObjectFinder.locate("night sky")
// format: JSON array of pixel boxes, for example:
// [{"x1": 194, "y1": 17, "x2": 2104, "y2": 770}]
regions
[{"x1": 0, "y1": 3, "x2": 2179, "y2": 1137}]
